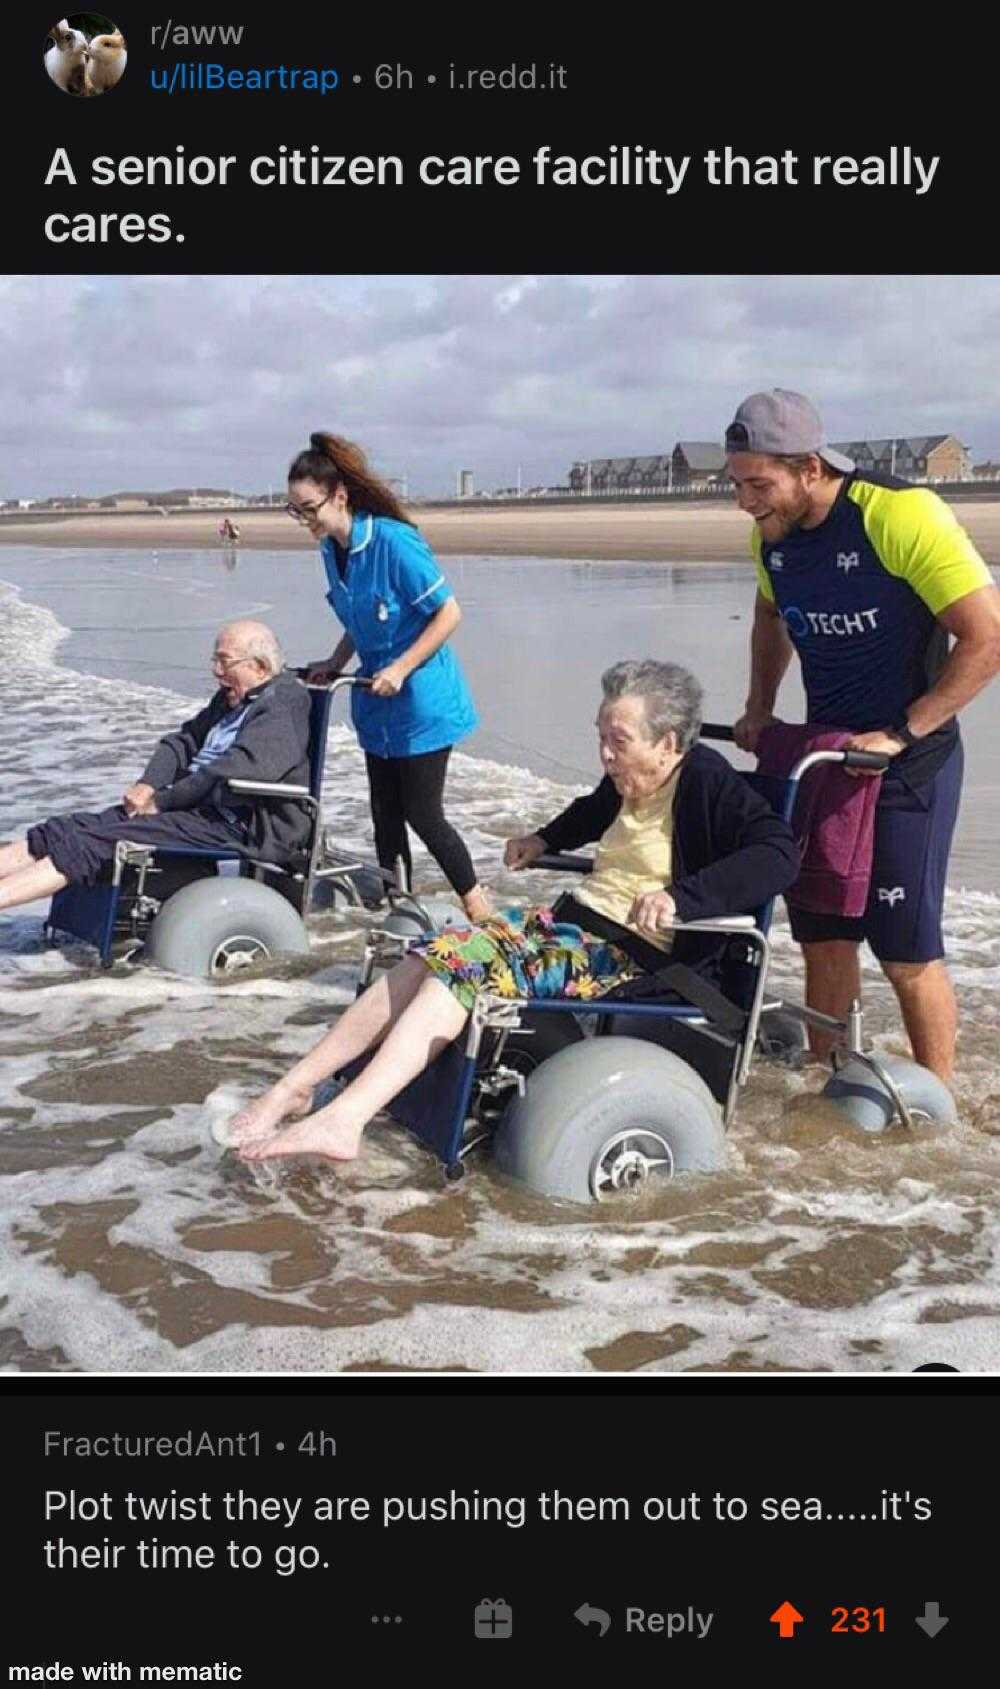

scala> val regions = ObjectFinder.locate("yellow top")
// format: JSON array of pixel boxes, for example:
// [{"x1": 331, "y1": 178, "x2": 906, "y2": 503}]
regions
[{"x1": 574, "y1": 767, "x2": 680, "y2": 952}]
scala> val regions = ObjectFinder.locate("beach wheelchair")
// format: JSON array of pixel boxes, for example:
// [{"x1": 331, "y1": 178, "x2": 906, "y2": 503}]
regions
[
  {"x1": 44, "y1": 676, "x2": 419, "y2": 979},
  {"x1": 349, "y1": 726, "x2": 957, "y2": 1202}
]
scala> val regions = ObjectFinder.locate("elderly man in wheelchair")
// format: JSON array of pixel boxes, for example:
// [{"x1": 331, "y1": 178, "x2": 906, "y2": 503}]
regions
[
  {"x1": 0, "y1": 621, "x2": 320, "y2": 974},
  {"x1": 227, "y1": 659, "x2": 804, "y2": 1194}
]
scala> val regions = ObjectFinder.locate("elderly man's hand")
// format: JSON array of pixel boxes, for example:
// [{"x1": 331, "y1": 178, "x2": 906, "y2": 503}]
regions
[
  {"x1": 123, "y1": 783, "x2": 156, "y2": 816},
  {"x1": 504, "y1": 833, "x2": 546, "y2": 871},
  {"x1": 629, "y1": 889, "x2": 676, "y2": 936}
]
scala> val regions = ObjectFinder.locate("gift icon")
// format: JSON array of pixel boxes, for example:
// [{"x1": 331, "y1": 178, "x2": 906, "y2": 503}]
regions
[{"x1": 475, "y1": 1597, "x2": 513, "y2": 1639}]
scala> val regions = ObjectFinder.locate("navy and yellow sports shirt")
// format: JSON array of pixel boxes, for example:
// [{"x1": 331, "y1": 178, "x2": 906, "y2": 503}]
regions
[{"x1": 753, "y1": 472, "x2": 993, "y2": 779}]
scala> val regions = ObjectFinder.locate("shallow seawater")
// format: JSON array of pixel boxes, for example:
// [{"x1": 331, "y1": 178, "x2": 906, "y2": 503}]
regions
[{"x1": 1, "y1": 549, "x2": 998, "y2": 1375}]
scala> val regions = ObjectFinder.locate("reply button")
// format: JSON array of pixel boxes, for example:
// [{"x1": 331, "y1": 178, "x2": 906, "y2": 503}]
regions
[{"x1": 626, "y1": 1609, "x2": 715, "y2": 1639}]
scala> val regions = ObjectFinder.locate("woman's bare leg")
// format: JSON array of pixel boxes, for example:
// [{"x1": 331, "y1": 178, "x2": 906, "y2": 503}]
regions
[
  {"x1": 241, "y1": 972, "x2": 470, "y2": 1163},
  {"x1": 0, "y1": 857, "x2": 68, "y2": 911},
  {"x1": 0, "y1": 840, "x2": 36, "y2": 879},
  {"x1": 226, "y1": 954, "x2": 435, "y2": 1145}
]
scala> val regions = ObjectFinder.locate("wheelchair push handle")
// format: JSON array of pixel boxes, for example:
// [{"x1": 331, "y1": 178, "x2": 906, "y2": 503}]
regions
[
  {"x1": 701, "y1": 721, "x2": 889, "y2": 772},
  {"x1": 327, "y1": 673, "x2": 374, "y2": 695},
  {"x1": 292, "y1": 667, "x2": 373, "y2": 693},
  {"x1": 840, "y1": 748, "x2": 890, "y2": 772}
]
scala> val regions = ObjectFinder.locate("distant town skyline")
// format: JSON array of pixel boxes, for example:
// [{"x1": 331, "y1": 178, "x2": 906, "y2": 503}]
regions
[{"x1": 2, "y1": 274, "x2": 998, "y2": 499}]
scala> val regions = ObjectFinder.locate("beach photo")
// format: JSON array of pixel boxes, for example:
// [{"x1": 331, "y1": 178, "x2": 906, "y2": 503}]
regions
[{"x1": 1, "y1": 272, "x2": 998, "y2": 1376}]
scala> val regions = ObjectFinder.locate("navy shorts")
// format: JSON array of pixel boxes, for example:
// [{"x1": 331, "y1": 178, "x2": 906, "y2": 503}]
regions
[
  {"x1": 27, "y1": 804, "x2": 247, "y2": 887},
  {"x1": 787, "y1": 741, "x2": 963, "y2": 964}
]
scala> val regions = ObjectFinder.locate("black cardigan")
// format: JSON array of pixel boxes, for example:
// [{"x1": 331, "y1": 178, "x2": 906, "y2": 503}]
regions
[{"x1": 538, "y1": 743, "x2": 799, "y2": 977}]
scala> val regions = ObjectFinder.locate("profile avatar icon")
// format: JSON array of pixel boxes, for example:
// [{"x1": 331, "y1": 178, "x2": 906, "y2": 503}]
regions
[{"x1": 44, "y1": 14, "x2": 127, "y2": 97}]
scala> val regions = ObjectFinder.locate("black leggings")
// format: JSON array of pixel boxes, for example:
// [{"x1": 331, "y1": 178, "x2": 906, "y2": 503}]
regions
[{"x1": 364, "y1": 747, "x2": 478, "y2": 898}]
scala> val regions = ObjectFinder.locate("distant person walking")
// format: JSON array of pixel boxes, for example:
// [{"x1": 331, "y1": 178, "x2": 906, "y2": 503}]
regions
[
  {"x1": 286, "y1": 432, "x2": 490, "y2": 921},
  {"x1": 726, "y1": 388, "x2": 1000, "y2": 1080}
]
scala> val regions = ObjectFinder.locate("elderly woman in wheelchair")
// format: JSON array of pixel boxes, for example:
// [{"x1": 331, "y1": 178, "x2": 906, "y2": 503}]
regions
[{"x1": 229, "y1": 660, "x2": 800, "y2": 1177}]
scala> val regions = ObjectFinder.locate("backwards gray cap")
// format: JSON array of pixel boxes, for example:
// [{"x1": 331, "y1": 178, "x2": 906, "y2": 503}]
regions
[{"x1": 724, "y1": 389, "x2": 854, "y2": 473}]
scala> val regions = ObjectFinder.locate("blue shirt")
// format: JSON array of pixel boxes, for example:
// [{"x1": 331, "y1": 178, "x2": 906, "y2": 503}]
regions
[
  {"x1": 187, "y1": 700, "x2": 251, "y2": 826},
  {"x1": 189, "y1": 702, "x2": 252, "y2": 773},
  {"x1": 321, "y1": 512, "x2": 479, "y2": 757}
]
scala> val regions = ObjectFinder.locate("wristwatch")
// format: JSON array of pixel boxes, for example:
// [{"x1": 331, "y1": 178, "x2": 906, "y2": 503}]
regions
[{"x1": 889, "y1": 718, "x2": 919, "y2": 749}]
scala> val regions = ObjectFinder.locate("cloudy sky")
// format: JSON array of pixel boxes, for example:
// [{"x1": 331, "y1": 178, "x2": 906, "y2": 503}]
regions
[{"x1": 2, "y1": 273, "x2": 999, "y2": 498}]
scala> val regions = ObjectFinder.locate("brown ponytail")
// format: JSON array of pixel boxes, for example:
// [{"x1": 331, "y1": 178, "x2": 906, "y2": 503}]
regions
[{"x1": 288, "y1": 433, "x2": 414, "y2": 525}]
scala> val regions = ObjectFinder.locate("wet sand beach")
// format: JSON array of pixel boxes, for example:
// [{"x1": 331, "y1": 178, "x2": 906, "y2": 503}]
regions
[
  {"x1": 3, "y1": 497, "x2": 1000, "y2": 564},
  {"x1": 1, "y1": 546, "x2": 999, "y2": 1374}
]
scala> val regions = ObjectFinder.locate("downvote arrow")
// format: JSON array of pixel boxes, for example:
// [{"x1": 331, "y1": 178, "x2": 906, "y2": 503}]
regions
[{"x1": 915, "y1": 1601, "x2": 950, "y2": 1637}]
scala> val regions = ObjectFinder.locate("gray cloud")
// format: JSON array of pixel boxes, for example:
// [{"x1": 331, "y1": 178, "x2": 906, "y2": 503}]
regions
[{"x1": 1, "y1": 273, "x2": 998, "y2": 497}]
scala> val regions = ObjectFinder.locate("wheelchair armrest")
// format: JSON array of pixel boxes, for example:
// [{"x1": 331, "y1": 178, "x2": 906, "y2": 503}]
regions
[
  {"x1": 534, "y1": 852, "x2": 595, "y2": 874},
  {"x1": 227, "y1": 779, "x2": 312, "y2": 799},
  {"x1": 666, "y1": 915, "x2": 758, "y2": 932}
]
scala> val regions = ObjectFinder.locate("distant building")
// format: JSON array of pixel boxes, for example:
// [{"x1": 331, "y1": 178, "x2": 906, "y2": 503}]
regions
[
  {"x1": 457, "y1": 469, "x2": 474, "y2": 498},
  {"x1": 569, "y1": 445, "x2": 724, "y2": 494},
  {"x1": 569, "y1": 456, "x2": 671, "y2": 493},
  {"x1": 671, "y1": 441, "x2": 726, "y2": 487},
  {"x1": 832, "y1": 435, "x2": 972, "y2": 482},
  {"x1": 973, "y1": 461, "x2": 1000, "y2": 480}
]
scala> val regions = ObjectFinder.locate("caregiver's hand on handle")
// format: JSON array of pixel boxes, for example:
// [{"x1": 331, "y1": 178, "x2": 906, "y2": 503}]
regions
[
  {"x1": 732, "y1": 706, "x2": 778, "y2": 753},
  {"x1": 304, "y1": 661, "x2": 343, "y2": 684},
  {"x1": 504, "y1": 834, "x2": 546, "y2": 871},
  {"x1": 841, "y1": 730, "x2": 899, "y2": 777},
  {"x1": 370, "y1": 660, "x2": 408, "y2": 697}
]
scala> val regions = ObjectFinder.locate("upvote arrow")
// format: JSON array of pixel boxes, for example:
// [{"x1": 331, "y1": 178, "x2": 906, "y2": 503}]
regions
[
  {"x1": 915, "y1": 1601, "x2": 949, "y2": 1637},
  {"x1": 770, "y1": 1600, "x2": 805, "y2": 1639}
]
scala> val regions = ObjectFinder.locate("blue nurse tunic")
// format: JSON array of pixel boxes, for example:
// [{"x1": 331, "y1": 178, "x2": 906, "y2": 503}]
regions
[{"x1": 320, "y1": 512, "x2": 479, "y2": 758}]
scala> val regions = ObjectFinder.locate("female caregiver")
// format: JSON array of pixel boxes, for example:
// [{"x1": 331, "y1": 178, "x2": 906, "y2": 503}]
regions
[{"x1": 287, "y1": 432, "x2": 491, "y2": 922}]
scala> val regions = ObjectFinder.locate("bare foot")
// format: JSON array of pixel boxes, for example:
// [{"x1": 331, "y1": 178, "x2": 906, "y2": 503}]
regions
[
  {"x1": 225, "y1": 1080, "x2": 313, "y2": 1147},
  {"x1": 239, "y1": 1110, "x2": 364, "y2": 1164}
]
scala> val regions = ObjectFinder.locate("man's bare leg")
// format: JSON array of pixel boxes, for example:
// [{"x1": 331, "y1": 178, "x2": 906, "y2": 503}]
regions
[
  {"x1": 241, "y1": 972, "x2": 469, "y2": 1163},
  {"x1": 0, "y1": 857, "x2": 68, "y2": 911},
  {"x1": 0, "y1": 840, "x2": 35, "y2": 879},
  {"x1": 881, "y1": 959, "x2": 957, "y2": 1082},
  {"x1": 801, "y1": 940, "x2": 862, "y2": 1063},
  {"x1": 226, "y1": 954, "x2": 434, "y2": 1145}
]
